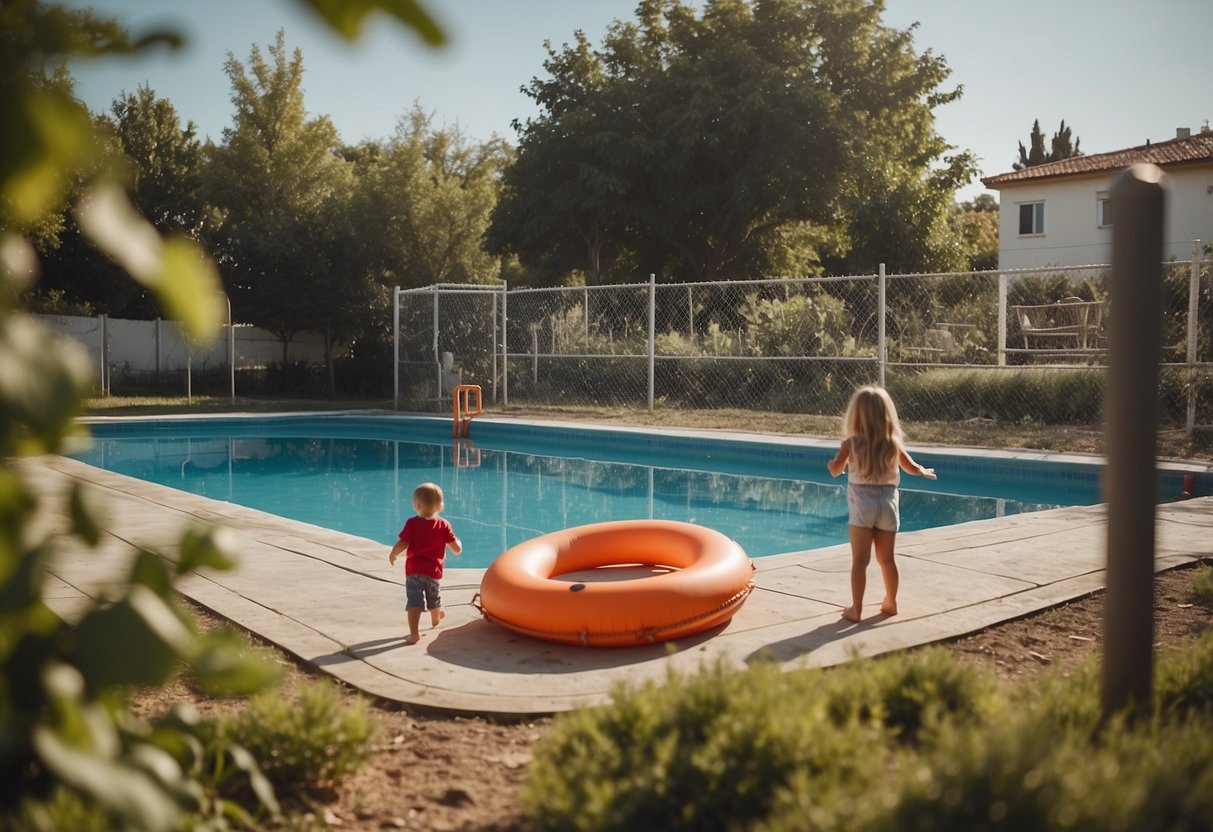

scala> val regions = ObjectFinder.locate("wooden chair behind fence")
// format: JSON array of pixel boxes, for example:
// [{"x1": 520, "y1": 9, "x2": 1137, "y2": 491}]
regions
[{"x1": 1011, "y1": 297, "x2": 1105, "y2": 353}]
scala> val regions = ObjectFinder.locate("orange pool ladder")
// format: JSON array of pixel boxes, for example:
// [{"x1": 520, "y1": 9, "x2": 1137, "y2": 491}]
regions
[
  {"x1": 453, "y1": 384, "x2": 482, "y2": 438},
  {"x1": 454, "y1": 438, "x2": 482, "y2": 468}
]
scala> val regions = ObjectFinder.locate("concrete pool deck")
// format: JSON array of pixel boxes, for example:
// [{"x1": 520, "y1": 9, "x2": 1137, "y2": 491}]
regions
[{"x1": 22, "y1": 437, "x2": 1213, "y2": 717}]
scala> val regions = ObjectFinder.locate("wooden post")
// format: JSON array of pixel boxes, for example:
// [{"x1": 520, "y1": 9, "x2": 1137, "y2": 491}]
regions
[{"x1": 1102, "y1": 164, "x2": 1166, "y2": 719}]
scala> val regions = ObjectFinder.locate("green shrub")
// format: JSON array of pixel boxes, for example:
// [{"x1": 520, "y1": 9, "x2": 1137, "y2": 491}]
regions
[
  {"x1": 524, "y1": 661, "x2": 885, "y2": 831},
  {"x1": 847, "y1": 713, "x2": 1065, "y2": 832},
  {"x1": 528, "y1": 633, "x2": 1213, "y2": 832},
  {"x1": 265, "y1": 360, "x2": 324, "y2": 397},
  {"x1": 1005, "y1": 624, "x2": 1213, "y2": 734},
  {"x1": 218, "y1": 679, "x2": 375, "y2": 798},
  {"x1": 1008, "y1": 653, "x2": 1104, "y2": 736},
  {"x1": 1091, "y1": 716, "x2": 1213, "y2": 830},
  {"x1": 820, "y1": 647, "x2": 998, "y2": 744},
  {"x1": 1159, "y1": 367, "x2": 1213, "y2": 424},
  {"x1": 1154, "y1": 629, "x2": 1213, "y2": 719},
  {"x1": 524, "y1": 652, "x2": 995, "y2": 832},
  {"x1": 1192, "y1": 561, "x2": 1213, "y2": 605},
  {"x1": 888, "y1": 367, "x2": 1105, "y2": 424},
  {"x1": 857, "y1": 710, "x2": 1213, "y2": 832},
  {"x1": 10, "y1": 788, "x2": 119, "y2": 832},
  {"x1": 739, "y1": 292, "x2": 853, "y2": 357}
]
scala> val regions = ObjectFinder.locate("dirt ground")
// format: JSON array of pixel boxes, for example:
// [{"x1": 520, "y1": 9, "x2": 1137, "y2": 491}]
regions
[{"x1": 133, "y1": 563, "x2": 1212, "y2": 831}]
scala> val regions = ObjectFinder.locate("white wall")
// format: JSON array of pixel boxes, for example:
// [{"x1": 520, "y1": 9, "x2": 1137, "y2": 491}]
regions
[
  {"x1": 996, "y1": 166, "x2": 1213, "y2": 270},
  {"x1": 36, "y1": 314, "x2": 339, "y2": 385}
]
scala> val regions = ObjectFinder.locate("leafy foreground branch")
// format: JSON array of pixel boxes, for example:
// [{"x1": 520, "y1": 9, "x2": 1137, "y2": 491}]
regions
[
  {"x1": 1, "y1": 0, "x2": 429, "y2": 826},
  {"x1": 524, "y1": 632, "x2": 1213, "y2": 831},
  {"x1": 1, "y1": 223, "x2": 376, "y2": 831}
]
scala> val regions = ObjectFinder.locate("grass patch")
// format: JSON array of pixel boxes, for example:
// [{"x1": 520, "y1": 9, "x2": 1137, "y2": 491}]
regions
[{"x1": 83, "y1": 395, "x2": 393, "y2": 416}]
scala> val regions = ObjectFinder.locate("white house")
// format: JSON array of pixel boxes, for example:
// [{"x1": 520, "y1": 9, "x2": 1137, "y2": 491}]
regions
[{"x1": 982, "y1": 128, "x2": 1213, "y2": 270}]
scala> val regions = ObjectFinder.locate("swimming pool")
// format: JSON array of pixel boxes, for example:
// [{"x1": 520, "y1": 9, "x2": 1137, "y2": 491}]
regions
[{"x1": 74, "y1": 414, "x2": 1126, "y2": 568}]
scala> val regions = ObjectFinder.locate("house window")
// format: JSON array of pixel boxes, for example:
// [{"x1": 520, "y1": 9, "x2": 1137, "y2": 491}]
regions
[
  {"x1": 1018, "y1": 201, "x2": 1045, "y2": 235},
  {"x1": 1098, "y1": 193, "x2": 1113, "y2": 227}
]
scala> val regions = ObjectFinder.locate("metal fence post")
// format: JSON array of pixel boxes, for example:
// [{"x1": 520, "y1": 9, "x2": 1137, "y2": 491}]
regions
[
  {"x1": 99, "y1": 312, "x2": 109, "y2": 396},
  {"x1": 227, "y1": 295, "x2": 235, "y2": 404},
  {"x1": 687, "y1": 285, "x2": 694, "y2": 339},
  {"x1": 648, "y1": 273, "x2": 656, "y2": 412},
  {"x1": 1188, "y1": 239, "x2": 1201, "y2": 437},
  {"x1": 431, "y1": 289, "x2": 439, "y2": 362},
  {"x1": 502, "y1": 282, "x2": 509, "y2": 408},
  {"x1": 997, "y1": 271, "x2": 1008, "y2": 366},
  {"x1": 432, "y1": 289, "x2": 441, "y2": 399},
  {"x1": 1102, "y1": 163, "x2": 1166, "y2": 720},
  {"x1": 392, "y1": 286, "x2": 400, "y2": 410},
  {"x1": 492, "y1": 287, "x2": 499, "y2": 404},
  {"x1": 877, "y1": 264, "x2": 886, "y2": 387}
]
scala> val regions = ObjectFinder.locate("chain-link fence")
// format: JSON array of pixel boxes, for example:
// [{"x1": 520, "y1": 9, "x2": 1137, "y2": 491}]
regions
[
  {"x1": 394, "y1": 284, "x2": 505, "y2": 406},
  {"x1": 396, "y1": 251, "x2": 1212, "y2": 436}
]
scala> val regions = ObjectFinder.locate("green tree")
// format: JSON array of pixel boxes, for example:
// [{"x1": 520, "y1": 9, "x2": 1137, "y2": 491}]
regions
[
  {"x1": 815, "y1": 2, "x2": 975, "y2": 275},
  {"x1": 23, "y1": 82, "x2": 144, "y2": 317},
  {"x1": 205, "y1": 30, "x2": 375, "y2": 389},
  {"x1": 365, "y1": 105, "x2": 510, "y2": 288},
  {"x1": 488, "y1": 0, "x2": 973, "y2": 284},
  {"x1": 37, "y1": 85, "x2": 207, "y2": 317},
  {"x1": 104, "y1": 85, "x2": 207, "y2": 236},
  {"x1": 954, "y1": 193, "x2": 999, "y2": 272},
  {"x1": 1014, "y1": 118, "x2": 1082, "y2": 169},
  {"x1": 485, "y1": 29, "x2": 632, "y2": 285}
]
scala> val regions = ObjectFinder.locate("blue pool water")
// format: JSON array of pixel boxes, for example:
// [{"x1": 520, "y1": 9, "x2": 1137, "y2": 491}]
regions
[{"x1": 74, "y1": 414, "x2": 1119, "y2": 568}]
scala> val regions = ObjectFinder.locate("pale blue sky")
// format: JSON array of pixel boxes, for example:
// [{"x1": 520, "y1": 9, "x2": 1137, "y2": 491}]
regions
[{"x1": 64, "y1": 0, "x2": 1213, "y2": 202}]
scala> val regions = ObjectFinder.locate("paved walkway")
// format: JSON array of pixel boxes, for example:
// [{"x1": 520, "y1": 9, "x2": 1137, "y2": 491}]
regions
[{"x1": 23, "y1": 445, "x2": 1213, "y2": 717}]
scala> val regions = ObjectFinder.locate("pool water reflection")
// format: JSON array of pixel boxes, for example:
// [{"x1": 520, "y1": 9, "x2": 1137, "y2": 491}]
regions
[{"x1": 75, "y1": 419, "x2": 1100, "y2": 568}]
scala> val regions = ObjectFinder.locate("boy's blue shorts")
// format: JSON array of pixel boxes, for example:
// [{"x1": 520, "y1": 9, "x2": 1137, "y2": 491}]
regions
[{"x1": 405, "y1": 573, "x2": 442, "y2": 611}]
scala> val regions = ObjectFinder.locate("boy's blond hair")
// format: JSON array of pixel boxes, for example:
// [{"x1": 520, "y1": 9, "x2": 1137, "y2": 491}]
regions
[
  {"x1": 843, "y1": 385, "x2": 903, "y2": 482},
  {"x1": 412, "y1": 482, "x2": 445, "y2": 517}
]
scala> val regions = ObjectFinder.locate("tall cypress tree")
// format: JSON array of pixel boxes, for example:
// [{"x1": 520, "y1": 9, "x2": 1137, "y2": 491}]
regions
[{"x1": 1014, "y1": 118, "x2": 1082, "y2": 169}]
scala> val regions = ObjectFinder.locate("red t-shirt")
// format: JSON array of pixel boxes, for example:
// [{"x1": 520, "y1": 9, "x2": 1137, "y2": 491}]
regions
[{"x1": 398, "y1": 515, "x2": 456, "y2": 579}]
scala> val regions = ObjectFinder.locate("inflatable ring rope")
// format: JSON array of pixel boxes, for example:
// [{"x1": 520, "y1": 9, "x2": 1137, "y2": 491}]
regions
[{"x1": 472, "y1": 581, "x2": 754, "y2": 647}]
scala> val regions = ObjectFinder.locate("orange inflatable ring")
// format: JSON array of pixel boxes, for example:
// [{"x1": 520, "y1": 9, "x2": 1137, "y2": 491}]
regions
[{"x1": 475, "y1": 519, "x2": 755, "y2": 647}]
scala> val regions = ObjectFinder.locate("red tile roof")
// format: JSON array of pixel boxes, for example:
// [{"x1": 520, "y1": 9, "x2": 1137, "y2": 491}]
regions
[{"x1": 981, "y1": 131, "x2": 1213, "y2": 188}]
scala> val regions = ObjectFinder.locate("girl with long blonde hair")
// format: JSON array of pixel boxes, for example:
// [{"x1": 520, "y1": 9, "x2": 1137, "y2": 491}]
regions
[{"x1": 827, "y1": 385, "x2": 937, "y2": 622}]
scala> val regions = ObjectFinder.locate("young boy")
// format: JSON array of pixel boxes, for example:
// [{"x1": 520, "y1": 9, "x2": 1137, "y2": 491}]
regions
[{"x1": 389, "y1": 482, "x2": 462, "y2": 644}]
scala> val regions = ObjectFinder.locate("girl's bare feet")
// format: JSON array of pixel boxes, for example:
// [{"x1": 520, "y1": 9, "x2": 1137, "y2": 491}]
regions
[
  {"x1": 430, "y1": 608, "x2": 446, "y2": 628},
  {"x1": 880, "y1": 598, "x2": 898, "y2": 616},
  {"x1": 841, "y1": 605, "x2": 861, "y2": 623},
  {"x1": 404, "y1": 633, "x2": 420, "y2": 645}
]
